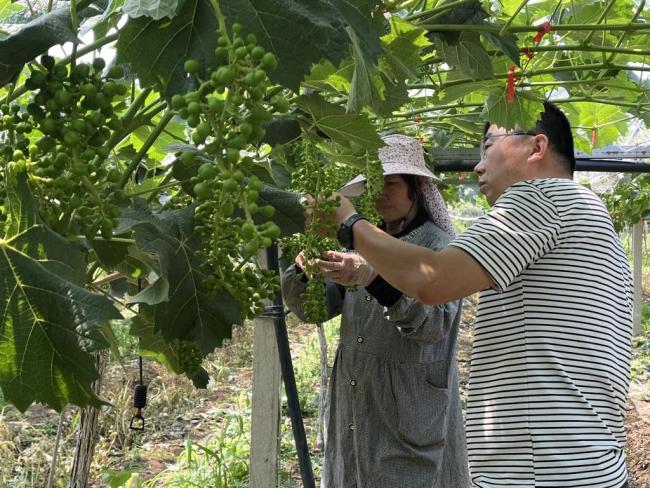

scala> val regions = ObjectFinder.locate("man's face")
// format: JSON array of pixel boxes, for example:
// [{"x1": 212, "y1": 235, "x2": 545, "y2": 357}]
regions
[
  {"x1": 374, "y1": 175, "x2": 414, "y2": 223},
  {"x1": 473, "y1": 124, "x2": 533, "y2": 205}
]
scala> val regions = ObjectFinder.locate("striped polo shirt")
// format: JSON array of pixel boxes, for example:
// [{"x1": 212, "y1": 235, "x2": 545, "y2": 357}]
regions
[{"x1": 450, "y1": 178, "x2": 633, "y2": 488}]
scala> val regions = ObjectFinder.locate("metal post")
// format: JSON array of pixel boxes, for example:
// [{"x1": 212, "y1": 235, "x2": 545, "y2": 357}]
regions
[{"x1": 263, "y1": 243, "x2": 316, "y2": 488}]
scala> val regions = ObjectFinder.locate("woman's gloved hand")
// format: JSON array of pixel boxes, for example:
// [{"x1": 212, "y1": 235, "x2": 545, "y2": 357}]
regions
[{"x1": 316, "y1": 250, "x2": 377, "y2": 287}]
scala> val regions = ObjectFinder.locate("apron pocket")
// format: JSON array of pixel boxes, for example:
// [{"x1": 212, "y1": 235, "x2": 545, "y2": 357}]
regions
[{"x1": 394, "y1": 370, "x2": 449, "y2": 448}]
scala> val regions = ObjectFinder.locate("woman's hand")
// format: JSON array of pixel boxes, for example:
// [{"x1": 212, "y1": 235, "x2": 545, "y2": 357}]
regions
[{"x1": 316, "y1": 250, "x2": 377, "y2": 287}]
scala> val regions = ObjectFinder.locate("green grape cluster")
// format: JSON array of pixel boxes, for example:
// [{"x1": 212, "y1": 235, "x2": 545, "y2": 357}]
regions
[
  {"x1": 282, "y1": 142, "x2": 352, "y2": 323},
  {"x1": 0, "y1": 55, "x2": 128, "y2": 238},
  {"x1": 354, "y1": 154, "x2": 383, "y2": 224},
  {"x1": 170, "y1": 23, "x2": 290, "y2": 319},
  {"x1": 170, "y1": 339, "x2": 204, "y2": 377}
]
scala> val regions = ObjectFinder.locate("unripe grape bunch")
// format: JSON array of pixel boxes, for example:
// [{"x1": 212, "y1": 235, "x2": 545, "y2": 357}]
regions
[
  {"x1": 0, "y1": 56, "x2": 128, "y2": 238},
  {"x1": 172, "y1": 23, "x2": 291, "y2": 319},
  {"x1": 283, "y1": 142, "x2": 351, "y2": 323}
]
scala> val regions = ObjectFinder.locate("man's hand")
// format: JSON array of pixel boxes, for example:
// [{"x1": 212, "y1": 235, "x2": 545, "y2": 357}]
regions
[
  {"x1": 316, "y1": 250, "x2": 377, "y2": 287},
  {"x1": 302, "y1": 193, "x2": 357, "y2": 235}
]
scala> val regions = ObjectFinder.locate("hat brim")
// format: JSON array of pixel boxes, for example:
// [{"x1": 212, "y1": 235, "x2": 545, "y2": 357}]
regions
[{"x1": 338, "y1": 164, "x2": 438, "y2": 197}]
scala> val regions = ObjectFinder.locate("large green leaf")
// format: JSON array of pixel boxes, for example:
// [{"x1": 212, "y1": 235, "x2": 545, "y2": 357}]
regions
[
  {"x1": 425, "y1": 0, "x2": 489, "y2": 43},
  {"x1": 372, "y1": 76, "x2": 410, "y2": 116},
  {"x1": 125, "y1": 205, "x2": 241, "y2": 354},
  {"x1": 256, "y1": 185, "x2": 305, "y2": 235},
  {"x1": 0, "y1": 7, "x2": 76, "y2": 86},
  {"x1": 304, "y1": 58, "x2": 354, "y2": 93},
  {"x1": 115, "y1": 0, "x2": 216, "y2": 98},
  {"x1": 123, "y1": 0, "x2": 179, "y2": 19},
  {"x1": 440, "y1": 79, "x2": 500, "y2": 104},
  {"x1": 129, "y1": 312, "x2": 209, "y2": 388},
  {"x1": 329, "y1": 0, "x2": 383, "y2": 64},
  {"x1": 347, "y1": 28, "x2": 385, "y2": 113},
  {"x1": 0, "y1": 173, "x2": 122, "y2": 412},
  {"x1": 220, "y1": 0, "x2": 382, "y2": 91},
  {"x1": 482, "y1": 31, "x2": 520, "y2": 67},
  {"x1": 382, "y1": 17, "x2": 431, "y2": 81},
  {"x1": 296, "y1": 93, "x2": 383, "y2": 152},
  {"x1": 0, "y1": 0, "x2": 25, "y2": 22},
  {"x1": 434, "y1": 33, "x2": 493, "y2": 80},
  {"x1": 0, "y1": 4, "x2": 102, "y2": 87},
  {"x1": 262, "y1": 117, "x2": 302, "y2": 147},
  {"x1": 481, "y1": 91, "x2": 544, "y2": 130}
]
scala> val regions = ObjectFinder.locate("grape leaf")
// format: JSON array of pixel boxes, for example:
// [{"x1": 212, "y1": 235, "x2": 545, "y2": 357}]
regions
[
  {"x1": 482, "y1": 91, "x2": 544, "y2": 130},
  {"x1": 296, "y1": 93, "x2": 383, "y2": 152},
  {"x1": 129, "y1": 312, "x2": 209, "y2": 388},
  {"x1": 123, "y1": 0, "x2": 179, "y2": 20},
  {"x1": 0, "y1": 172, "x2": 122, "y2": 412},
  {"x1": 434, "y1": 33, "x2": 493, "y2": 80},
  {"x1": 256, "y1": 185, "x2": 305, "y2": 235},
  {"x1": 347, "y1": 28, "x2": 385, "y2": 113},
  {"x1": 482, "y1": 31, "x2": 520, "y2": 67},
  {"x1": 116, "y1": 0, "x2": 216, "y2": 98},
  {"x1": 382, "y1": 17, "x2": 431, "y2": 81},
  {"x1": 124, "y1": 205, "x2": 241, "y2": 354},
  {"x1": 304, "y1": 58, "x2": 354, "y2": 93},
  {"x1": 220, "y1": 0, "x2": 382, "y2": 91},
  {"x1": 0, "y1": 0, "x2": 25, "y2": 22},
  {"x1": 0, "y1": 4, "x2": 103, "y2": 87},
  {"x1": 426, "y1": 1, "x2": 489, "y2": 43}
]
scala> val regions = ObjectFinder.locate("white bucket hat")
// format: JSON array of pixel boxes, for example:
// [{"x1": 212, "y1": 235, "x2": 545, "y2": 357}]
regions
[
  {"x1": 339, "y1": 134, "x2": 437, "y2": 197},
  {"x1": 338, "y1": 134, "x2": 457, "y2": 237}
]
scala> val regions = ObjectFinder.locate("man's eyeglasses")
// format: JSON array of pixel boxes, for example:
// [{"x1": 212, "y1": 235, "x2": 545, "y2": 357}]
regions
[{"x1": 480, "y1": 131, "x2": 536, "y2": 159}]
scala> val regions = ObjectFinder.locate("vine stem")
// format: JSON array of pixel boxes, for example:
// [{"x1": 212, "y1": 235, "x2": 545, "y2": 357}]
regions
[
  {"x1": 419, "y1": 23, "x2": 650, "y2": 33},
  {"x1": 103, "y1": 87, "x2": 153, "y2": 152},
  {"x1": 71, "y1": 235, "x2": 136, "y2": 244},
  {"x1": 498, "y1": 0, "x2": 530, "y2": 36},
  {"x1": 118, "y1": 111, "x2": 174, "y2": 188},
  {"x1": 520, "y1": 44, "x2": 650, "y2": 56},
  {"x1": 394, "y1": 102, "x2": 483, "y2": 118},
  {"x1": 408, "y1": 62, "x2": 650, "y2": 92},
  {"x1": 406, "y1": 0, "x2": 476, "y2": 22},
  {"x1": 126, "y1": 178, "x2": 191, "y2": 198},
  {"x1": 211, "y1": 0, "x2": 227, "y2": 32}
]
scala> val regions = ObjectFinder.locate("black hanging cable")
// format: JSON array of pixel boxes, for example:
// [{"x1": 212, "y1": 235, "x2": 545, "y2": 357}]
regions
[{"x1": 130, "y1": 168, "x2": 148, "y2": 431}]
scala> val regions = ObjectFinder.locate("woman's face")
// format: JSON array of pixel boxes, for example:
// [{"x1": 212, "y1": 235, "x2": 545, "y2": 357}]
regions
[{"x1": 374, "y1": 174, "x2": 415, "y2": 224}]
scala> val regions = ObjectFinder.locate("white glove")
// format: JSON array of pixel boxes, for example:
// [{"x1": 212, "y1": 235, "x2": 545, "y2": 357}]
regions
[{"x1": 316, "y1": 250, "x2": 377, "y2": 287}]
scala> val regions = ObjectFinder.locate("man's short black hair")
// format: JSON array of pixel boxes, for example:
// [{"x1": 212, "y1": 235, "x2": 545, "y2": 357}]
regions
[
  {"x1": 530, "y1": 101, "x2": 576, "y2": 173},
  {"x1": 484, "y1": 102, "x2": 576, "y2": 174}
]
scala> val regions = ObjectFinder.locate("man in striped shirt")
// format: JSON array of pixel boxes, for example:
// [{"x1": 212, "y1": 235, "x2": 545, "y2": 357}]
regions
[{"x1": 329, "y1": 102, "x2": 632, "y2": 487}]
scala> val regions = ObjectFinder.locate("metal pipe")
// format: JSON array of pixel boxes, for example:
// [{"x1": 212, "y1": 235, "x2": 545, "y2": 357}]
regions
[
  {"x1": 433, "y1": 159, "x2": 650, "y2": 173},
  {"x1": 264, "y1": 244, "x2": 316, "y2": 488}
]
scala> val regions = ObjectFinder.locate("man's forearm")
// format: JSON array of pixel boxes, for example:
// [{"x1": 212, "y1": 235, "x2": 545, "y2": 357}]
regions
[
  {"x1": 351, "y1": 220, "x2": 442, "y2": 303},
  {"x1": 350, "y1": 220, "x2": 492, "y2": 304}
]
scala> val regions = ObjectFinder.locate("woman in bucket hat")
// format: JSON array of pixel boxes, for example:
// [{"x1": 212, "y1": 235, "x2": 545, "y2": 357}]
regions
[{"x1": 281, "y1": 135, "x2": 470, "y2": 488}]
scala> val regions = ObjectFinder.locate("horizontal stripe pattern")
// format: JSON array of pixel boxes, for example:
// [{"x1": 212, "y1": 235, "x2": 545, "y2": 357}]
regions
[{"x1": 451, "y1": 179, "x2": 632, "y2": 487}]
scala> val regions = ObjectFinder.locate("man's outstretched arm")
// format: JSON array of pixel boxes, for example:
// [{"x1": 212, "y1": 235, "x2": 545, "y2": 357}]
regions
[{"x1": 335, "y1": 198, "x2": 493, "y2": 305}]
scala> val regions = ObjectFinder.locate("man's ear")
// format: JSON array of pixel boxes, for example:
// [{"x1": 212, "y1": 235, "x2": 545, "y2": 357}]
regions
[{"x1": 528, "y1": 133, "x2": 549, "y2": 163}]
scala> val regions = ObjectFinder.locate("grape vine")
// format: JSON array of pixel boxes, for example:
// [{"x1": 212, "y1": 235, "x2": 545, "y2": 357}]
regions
[{"x1": 171, "y1": 23, "x2": 291, "y2": 320}]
